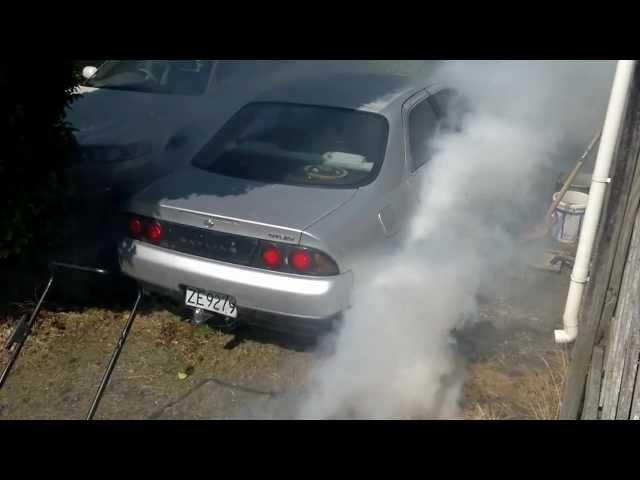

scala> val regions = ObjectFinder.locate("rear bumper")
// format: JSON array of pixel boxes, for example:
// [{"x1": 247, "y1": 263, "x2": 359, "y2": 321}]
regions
[{"x1": 118, "y1": 239, "x2": 352, "y2": 320}]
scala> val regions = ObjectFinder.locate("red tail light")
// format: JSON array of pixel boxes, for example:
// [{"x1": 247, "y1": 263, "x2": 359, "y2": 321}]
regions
[
  {"x1": 128, "y1": 218, "x2": 143, "y2": 237},
  {"x1": 253, "y1": 241, "x2": 339, "y2": 276},
  {"x1": 261, "y1": 246, "x2": 283, "y2": 268},
  {"x1": 290, "y1": 249, "x2": 313, "y2": 271},
  {"x1": 146, "y1": 223, "x2": 163, "y2": 244}
]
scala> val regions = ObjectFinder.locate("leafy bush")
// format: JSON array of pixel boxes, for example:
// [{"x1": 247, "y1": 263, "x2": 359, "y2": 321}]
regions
[{"x1": 0, "y1": 61, "x2": 81, "y2": 263}]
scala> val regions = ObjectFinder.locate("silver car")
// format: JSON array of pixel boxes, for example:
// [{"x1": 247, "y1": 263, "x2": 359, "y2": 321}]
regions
[{"x1": 118, "y1": 72, "x2": 467, "y2": 330}]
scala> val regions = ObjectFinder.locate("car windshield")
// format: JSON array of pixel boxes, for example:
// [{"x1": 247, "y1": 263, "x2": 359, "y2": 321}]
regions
[
  {"x1": 192, "y1": 102, "x2": 389, "y2": 188},
  {"x1": 86, "y1": 60, "x2": 214, "y2": 95}
]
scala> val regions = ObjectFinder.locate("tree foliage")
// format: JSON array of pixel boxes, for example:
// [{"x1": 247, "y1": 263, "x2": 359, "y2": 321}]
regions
[{"x1": 0, "y1": 61, "x2": 81, "y2": 262}]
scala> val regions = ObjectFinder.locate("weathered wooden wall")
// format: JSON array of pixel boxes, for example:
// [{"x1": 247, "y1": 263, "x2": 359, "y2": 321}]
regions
[
  {"x1": 599, "y1": 163, "x2": 640, "y2": 419},
  {"x1": 560, "y1": 65, "x2": 640, "y2": 419}
]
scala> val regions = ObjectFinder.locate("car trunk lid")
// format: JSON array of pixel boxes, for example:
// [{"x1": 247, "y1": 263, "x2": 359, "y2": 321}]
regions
[{"x1": 130, "y1": 167, "x2": 356, "y2": 245}]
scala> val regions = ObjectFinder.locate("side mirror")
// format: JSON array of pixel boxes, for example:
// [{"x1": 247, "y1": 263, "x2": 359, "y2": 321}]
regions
[{"x1": 82, "y1": 66, "x2": 98, "y2": 80}]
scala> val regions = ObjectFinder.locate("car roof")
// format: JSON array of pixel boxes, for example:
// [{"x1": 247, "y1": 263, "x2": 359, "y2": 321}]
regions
[{"x1": 254, "y1": 72, "x2": 437, "y2": 116}]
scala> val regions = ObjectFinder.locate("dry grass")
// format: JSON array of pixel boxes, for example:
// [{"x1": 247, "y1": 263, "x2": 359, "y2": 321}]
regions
[
  {"x1": 465, "y1": 401, "x2": 514, "y2": 420},
  {"x1": 463, "y1": 348, "x2": 569, "y2": 420},
  {"x1": 0, "y1": 307, "x2": 316, "y2": 419},
  {"x1": 524, "y1": 350, "x2": 569, "y2": 420},
  {"x1": 2, "y1": 299, "x2": 571, "y2": 420}
]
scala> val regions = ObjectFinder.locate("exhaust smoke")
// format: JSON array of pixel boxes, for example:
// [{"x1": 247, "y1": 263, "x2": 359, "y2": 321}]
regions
[{"x1": 294, "y1": 60, "x2": 616, "y2": 419}]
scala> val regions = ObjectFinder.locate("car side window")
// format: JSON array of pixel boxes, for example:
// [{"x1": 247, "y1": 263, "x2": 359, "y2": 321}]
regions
[
  {"x1": 408, "y1": 98, "x2": 439, "y2": 172},
  {"x1": 429, "y1": 89, "x2": 470, "y2": 133}
]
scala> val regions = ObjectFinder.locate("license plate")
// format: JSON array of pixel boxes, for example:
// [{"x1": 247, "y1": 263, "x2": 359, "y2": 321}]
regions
[{"x1": 185, "y1": 287, "x2": 238, "y2": 318}]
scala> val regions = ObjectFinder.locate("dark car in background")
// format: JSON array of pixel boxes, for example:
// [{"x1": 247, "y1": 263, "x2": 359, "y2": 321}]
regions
[{"x1": 67, "y1": 60, "x2": 294, "y2": 204}]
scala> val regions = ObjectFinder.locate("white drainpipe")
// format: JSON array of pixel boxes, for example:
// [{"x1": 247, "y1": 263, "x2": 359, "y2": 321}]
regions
[{"x1": 555, "y1": 60, "x2": 637, "y2": 344}]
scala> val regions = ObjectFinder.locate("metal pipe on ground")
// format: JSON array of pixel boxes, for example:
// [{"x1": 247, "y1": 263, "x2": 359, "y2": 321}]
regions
[{"x1": 86, "y1": 289, "x2": 143, "y2": 420}]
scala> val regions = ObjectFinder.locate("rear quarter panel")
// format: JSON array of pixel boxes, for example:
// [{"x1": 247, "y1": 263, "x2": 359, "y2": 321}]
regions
[{"x1": 301, "y1": 108, "x2": 414, "y2": 276}]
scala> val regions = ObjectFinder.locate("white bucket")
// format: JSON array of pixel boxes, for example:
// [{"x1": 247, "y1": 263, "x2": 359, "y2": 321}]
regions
[{"x1": 551, "y1": 190, "x2": 589, "y2": 244}]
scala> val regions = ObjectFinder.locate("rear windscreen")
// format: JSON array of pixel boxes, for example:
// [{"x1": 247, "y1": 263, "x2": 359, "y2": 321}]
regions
[{"x1": 192, "y1": 102, "x2": 389, "y2": 188}]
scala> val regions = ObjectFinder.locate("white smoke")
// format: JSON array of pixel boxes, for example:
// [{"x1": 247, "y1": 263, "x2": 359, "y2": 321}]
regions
[{"x1": 295, "y1": 60, "x2": 615, "y2": 419}]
